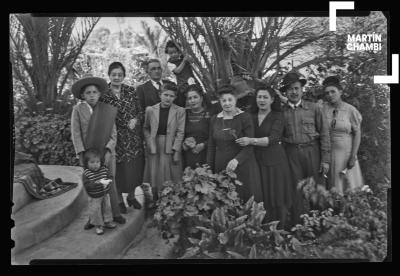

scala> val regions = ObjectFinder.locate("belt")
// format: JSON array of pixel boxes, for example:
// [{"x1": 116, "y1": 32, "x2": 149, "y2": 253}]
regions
[{"x1": 284, "y1": 140, "x2": 317, "y2": 148}]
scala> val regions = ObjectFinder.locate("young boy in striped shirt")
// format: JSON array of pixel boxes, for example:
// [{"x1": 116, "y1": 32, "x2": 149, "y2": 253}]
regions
[{"x1": 82, "y1": 148, "x2": 117, "y2": 235}]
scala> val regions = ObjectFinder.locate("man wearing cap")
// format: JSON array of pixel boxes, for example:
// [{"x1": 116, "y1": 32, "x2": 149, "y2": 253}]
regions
[
  {"x1": 71, "y1": 75, "x2": 126, "y2": 227},
  {"x1": 280, "y1": 72, "x2": 331, "y2": 226}
]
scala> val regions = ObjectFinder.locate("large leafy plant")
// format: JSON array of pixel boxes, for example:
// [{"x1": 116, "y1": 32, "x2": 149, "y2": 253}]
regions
[{"x1": 14, "y1": 114, "x2": 78, "y2": 166}]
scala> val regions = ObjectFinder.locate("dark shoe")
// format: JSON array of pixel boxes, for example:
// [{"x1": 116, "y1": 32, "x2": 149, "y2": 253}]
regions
[
  {"x1": 104, "y1": 221, "x2": 117, "y2": 229},
  {"x1": 119, "y1": 202, "x2": 127, "y2": 214},
  {"x1": 127, "y1": 197, "x2": 142, "y2": 209},
  {"x1": 84, "y1": 219, "x2": 94, "y2": 230},
  {"x1": 113, "y1": 215, "x2": 126, "y2": 224}
]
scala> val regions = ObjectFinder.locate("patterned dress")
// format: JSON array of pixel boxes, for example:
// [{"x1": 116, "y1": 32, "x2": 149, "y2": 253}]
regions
[{"x1": 100, "y1": 83, "x2": 145, "y2": 193}]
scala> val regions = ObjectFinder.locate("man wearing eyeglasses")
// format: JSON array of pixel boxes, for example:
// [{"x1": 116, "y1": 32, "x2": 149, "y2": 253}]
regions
[{"x1": 280, "y1": 72, "x2": 331, "y2": 226}]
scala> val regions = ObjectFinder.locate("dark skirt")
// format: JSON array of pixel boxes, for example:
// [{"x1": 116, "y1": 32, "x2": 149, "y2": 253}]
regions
[
  {"x1": 115, "y1": 153, "x2": 145, "y2": 193},
  {"x1": 183, "y1": 150, "x2": 207, "y2": 170},
  {"x1": 259, "y1": 163, "x2": 293, "y2": 210},
  {"x1": 215, "y1": 155, "x2": 263, "y2": 204}
]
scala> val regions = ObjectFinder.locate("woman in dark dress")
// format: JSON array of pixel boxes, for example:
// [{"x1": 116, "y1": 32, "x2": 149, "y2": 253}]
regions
[
  {"x1": 182, "y1": 85, "x2": 212, "y2": 169},
  {"x1": 206, "y1": 84, "x2": 263, "y2": 203},
  {"x1": 237, "y1": 85, "x2": 293, "y2": 229},
  {"x1": 99, "y1": 62, "x2": 144, "y2": 213}
]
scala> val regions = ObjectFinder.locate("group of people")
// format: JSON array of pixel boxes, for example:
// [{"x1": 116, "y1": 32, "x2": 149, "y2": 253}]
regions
[{"x1": 70, "y1": 41, "x2": 364, "y2": 235}]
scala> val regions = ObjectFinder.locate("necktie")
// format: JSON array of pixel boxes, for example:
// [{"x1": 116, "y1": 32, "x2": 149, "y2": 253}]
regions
[{"x1": 156, "y1": 81, "x2": 162, "y2": 90}]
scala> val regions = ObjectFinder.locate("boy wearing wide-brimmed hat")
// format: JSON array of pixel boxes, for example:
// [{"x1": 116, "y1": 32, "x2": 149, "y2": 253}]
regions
[
  {"x1": 280, "y1": 72, "x2": 331, "y2": 226},
  {"x1": 71, "y1": 75, "x2": 126, "y2": 229}
]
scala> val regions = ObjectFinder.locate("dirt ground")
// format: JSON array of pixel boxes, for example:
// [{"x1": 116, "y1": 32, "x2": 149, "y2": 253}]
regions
[{"x1": 122, "y1": 217, "x2": 177, "y2": 259}]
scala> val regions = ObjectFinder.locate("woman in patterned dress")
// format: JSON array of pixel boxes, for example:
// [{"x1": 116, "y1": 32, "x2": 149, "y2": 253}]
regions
[
  {"x1": 322, "y1": 76, "x2": 364, "y2": 195},
  {"x1": 100, "y1": 62, "x2": 144, "y2": 213}
]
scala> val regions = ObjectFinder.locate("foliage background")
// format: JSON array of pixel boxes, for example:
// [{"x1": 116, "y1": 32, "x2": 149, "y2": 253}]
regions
[{"x1": 12, "y1": 14, "x2": 390, "y2": 199}]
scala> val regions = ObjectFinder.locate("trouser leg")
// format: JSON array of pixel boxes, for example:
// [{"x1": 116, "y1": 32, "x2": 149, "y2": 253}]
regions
[
  {"x1": 286, "y1": 146, "x2": 307, "y2": 226},
  {"x1": 88, "y1": 197, "x2": 104, "y2": 226},
  {"x1": 106, "y1": 154, "x2": 122, "y2": 217},
  {"x1": 102, "y1": 194, "x2": 113, "y2": 223}
]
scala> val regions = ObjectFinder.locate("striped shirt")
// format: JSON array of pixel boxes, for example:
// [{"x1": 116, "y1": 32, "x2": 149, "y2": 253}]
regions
[{"x1": 82, "y1": 166, "x2": 111, "y2": 198}]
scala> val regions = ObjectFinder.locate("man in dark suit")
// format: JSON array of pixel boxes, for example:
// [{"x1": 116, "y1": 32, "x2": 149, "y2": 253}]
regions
[
  {"x1": 136, "y1": 59, "x2": 163, "y2": 110},
  {"x1": 137, "y1": 58, "x2": 187, "y2": 110}
]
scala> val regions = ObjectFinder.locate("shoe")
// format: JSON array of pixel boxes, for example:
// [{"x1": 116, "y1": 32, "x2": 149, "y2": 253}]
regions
[
  {"x1": 127, "y1": 197, "x2": 142, "y2": 209},
  {"x1": 104, "y1": 221, "x2": 117, "y2": 229},
  {"x1": 96, "y1": 226, "x2": 104, "y2": 235},
  {"x1": 113, "y1": 215, "x2": 126, "y2": 224},
  {"x1": 119, "y1": 202, "x2": 127, "y2": 214},
  {"x1": 84, "y1": 219, "x2": 94, "y2": 230}
]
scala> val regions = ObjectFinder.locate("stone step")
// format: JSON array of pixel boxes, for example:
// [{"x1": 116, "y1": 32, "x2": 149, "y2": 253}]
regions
[
  {"x1": 12, "y1": 184, "x2": 146, "y2": 264},
  {"x1": 11, "y1": 165, "x2": 87, "y2": 254}
]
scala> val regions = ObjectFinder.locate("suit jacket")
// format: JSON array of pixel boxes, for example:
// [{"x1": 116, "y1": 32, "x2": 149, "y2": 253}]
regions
[
  {"x1": 136, "y1": 80, "x2": 162, "y2": 111},
  {"x1": 143, "y1": 103, "x2": 186, "y2": 154},
  {"x1": 70, "y1": 101, "x2": 117, "y2": 157}
]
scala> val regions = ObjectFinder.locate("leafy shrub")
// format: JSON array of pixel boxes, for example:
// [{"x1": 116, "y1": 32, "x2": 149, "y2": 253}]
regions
[
  {"x1": 154, "y1": 165, "x2": 243, "y2": 255},
  {"x1": 155, "y1": 168, "x2": 388, "y2": 261},
  {"x1": 14, "y1": 114, "x2": 78, "y2": 166}
]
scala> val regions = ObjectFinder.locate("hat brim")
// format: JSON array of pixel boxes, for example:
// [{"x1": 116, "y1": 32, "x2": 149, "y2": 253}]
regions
[
  {"x1": 71, "y1": 77, "x2": 108, "y2": 100},
  {"x1": 279, "y1": 78, "x2": 306, "y2": 92}
]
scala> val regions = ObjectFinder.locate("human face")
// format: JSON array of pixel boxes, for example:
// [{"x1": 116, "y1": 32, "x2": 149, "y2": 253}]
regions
[
  {"x1": 160, "y1": 90, "x2": 176, "y2": 107},
  {"x1": 219, "y1": 93, "x2": 237, "y2": 113},
  {"x1": 167, "y1": 47, "x2": 180, "y2": 60},
  {"x1": 325, "y1": 85, "x2": 342, "y2": 104},
  {"x1": 186, "y1": 90, "x2": 203, "y2": 111},
  {"x1": 256, "y1": 90, "x2": 273, "y2": 111},
  {"x1": 109, "y1": 67, "x2": 125, "y2": 86},
  {"x1": 87, "y1": 156, "x2": 101, "y2": 171},
  {"x1": 286, "y1": 81, "x2": 303, "y2": 104},
  {"x1": 82, "y1": 85, "x2": 100, "y2": 107},
  {"x1": 148, "y1": 61, "x2": 162, "y2": 81}
]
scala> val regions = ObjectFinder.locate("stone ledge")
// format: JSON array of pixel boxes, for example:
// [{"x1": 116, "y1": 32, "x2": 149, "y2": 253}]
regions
[{"x1": 11, "y1": 165, "x2": 86, "y2": 254}]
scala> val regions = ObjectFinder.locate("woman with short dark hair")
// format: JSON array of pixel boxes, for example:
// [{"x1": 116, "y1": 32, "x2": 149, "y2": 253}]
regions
[
  {"x1": 100, "y1": 61, "x2": 145, "y2": 214},
  {"x1": 206, "y1": 84, "x2": 263, "y2": 203},
  {"x1": 238, "y1": 85, "x2": 293, "y2": 229},
  {"x1": 322, "y1": 76, "x2": 364, "y2": 195},
  {"x1": 182, "y1": 84, "x2": 212, "y2": 169}
]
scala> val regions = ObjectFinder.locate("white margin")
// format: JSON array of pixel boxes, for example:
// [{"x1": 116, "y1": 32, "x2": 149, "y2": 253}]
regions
[
  {"x1": 374, "y1": 54, "x2": 399, "y2": 84},
  {"x1": 329, "y1": 1, "x2": 355, "y2": 31}
]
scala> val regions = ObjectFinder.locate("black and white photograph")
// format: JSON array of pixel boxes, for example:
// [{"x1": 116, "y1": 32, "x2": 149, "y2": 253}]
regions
[{"x1": 10, "y1": 8, "x2": 392, "y2": 264}]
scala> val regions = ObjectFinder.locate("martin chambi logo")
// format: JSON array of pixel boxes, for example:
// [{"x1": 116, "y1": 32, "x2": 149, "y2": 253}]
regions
[{"x1": 346, "y1": 33, "x2": 383, "y2": 52}]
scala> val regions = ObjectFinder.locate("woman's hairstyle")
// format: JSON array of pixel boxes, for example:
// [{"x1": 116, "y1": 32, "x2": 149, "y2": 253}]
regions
[
  {"x1": 216, "y1": 84, "x2": 236, "y2": 98},
  {"x1": 251, "y1": 84, "x2": 282, "y2": 113},
  {"x1": 165, "y1": 40, "x2": 181, "y2": 54},
  {"x1": 322, "y1": 76, "x2": 343, "y2": 91},
  {"x1": 184, "y1": 84, "x2": 204, "y2": 97},
  {"x1": 184, "y1": 84, "x2": 212, "y2": 109},
  {"x1": 161, "y1": 80, "x2": 178, "y2": 95},
  {"x1": 108, "y1": 61, "x2": 126, "y2": 77},
  {"x1": 83, "y1": 148, "x2": 102, "y2": 169},
  {"x1": 80, "y1": 83, "x2": 100, "y2": 97}
]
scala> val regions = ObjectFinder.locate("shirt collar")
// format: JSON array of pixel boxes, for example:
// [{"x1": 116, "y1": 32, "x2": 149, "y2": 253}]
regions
[
  {"x1": 288, "y1": 100, "x2": 302, "y2": 109},
  {"x1": 150, "y1": 79, "x2": 163, "y2": 89},
  {"x1": 216, "y1": 108, "x2": 244, "y2": 118}
]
